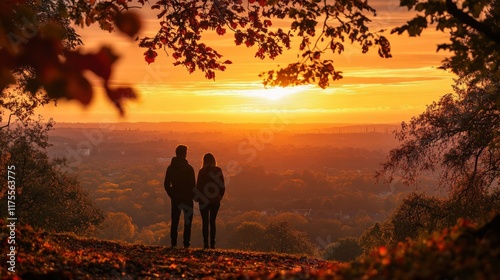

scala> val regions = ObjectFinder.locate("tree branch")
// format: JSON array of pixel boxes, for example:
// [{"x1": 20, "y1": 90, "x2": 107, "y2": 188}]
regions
[
  {"x1": 445, "y1": 0, "x2": 500, "y2": 44},
  {"x1": 0, "y1": 114, "x2": 13, "y2": 130},
  {"x1": 470, "y1": 146, "x2": 486, "y2": 187}
]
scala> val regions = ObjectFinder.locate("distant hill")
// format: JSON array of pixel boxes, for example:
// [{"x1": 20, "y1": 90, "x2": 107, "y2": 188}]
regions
[{"x1": 2, "y1": 215, "x2": 499, "y2": 279}]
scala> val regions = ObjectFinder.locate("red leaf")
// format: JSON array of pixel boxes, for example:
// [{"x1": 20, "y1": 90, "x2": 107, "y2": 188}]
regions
[
  {"x1": 85, "y1": 47, "x2": 119, "y2": 81},
  {"x1": 172, "y1": 52, "x2": 181, "y2": 60},
  {"x1": 105, "y1": 86, "x2": 138, "y2": 116},
  {"x1": 66, "y1": 74, "x2": 93, "y2": 106},
  {"x1": 216, "y1": 26, "x2": 226, "y2": 35},
  {"x1": 200, "y1": 20, "x2": 209, "y2": 30},
  {"x1": 144, "y1": 49, "x2": 158, "y2": 64},
  {"x1": 205, "y1": 71, "x2": 215, "y2": 80},
  {"x1": 115, "y1": 11, "x2": 142, "y2": 38}
]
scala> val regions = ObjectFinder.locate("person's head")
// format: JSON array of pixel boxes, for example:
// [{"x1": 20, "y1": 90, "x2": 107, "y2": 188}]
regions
[
  {"x1": 202, "y1": 153, "x2": 216, "y2": 168},
  {"x1": 175, "y1": 145, "x2": 188, "y2": 158}
]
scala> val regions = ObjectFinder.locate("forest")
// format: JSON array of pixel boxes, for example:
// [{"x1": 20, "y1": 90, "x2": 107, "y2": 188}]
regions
[
  {"x1": 34, "y1": 122, "x2": 434, "y2": 260},
  {"x1": 2, "y1": 118, "x2": 498, "y2": 263}
]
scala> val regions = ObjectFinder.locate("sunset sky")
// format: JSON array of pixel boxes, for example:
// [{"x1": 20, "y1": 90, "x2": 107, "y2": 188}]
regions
[{"x1": 36, "y1": 0, "x2": 456, "y2": 124}]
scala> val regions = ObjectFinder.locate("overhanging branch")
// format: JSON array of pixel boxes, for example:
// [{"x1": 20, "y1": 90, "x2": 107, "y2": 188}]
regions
[
  {"x1": 0, "y1": 114, "x2": 13, "y2": 130},
  {"x1": 446, "y1": 0, "x2": 500, "y2": 44}
]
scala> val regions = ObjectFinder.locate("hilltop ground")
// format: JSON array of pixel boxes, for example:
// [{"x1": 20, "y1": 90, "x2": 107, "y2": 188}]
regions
[
  {"x1": 2, "y1": 220, "x2": 339, "y2": 279},
  {"x1": 1, "y1": 216, "x2": 500, "y2": 279}
]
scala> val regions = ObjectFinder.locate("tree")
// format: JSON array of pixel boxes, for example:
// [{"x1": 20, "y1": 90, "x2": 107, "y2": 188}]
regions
[
  {"x1": 229, "y1": 221, "x2": 266, "y2": 251},
  {"x1": 323, "y1": 237, "x2": 363, "y2": 262},
  {"x1": 1, "y1": 0, "x2": 392, "y2": 118},
  {"x1": 97, "y1": 212, "x2": 138, "y2": 242},
  {"x1": 262, "y1": 221, "x2": 316, "y2": 255},
  {"x1": 391, "y1": 0, "x2": 499, "y2": 80},
  {"x1": 269, "y1": 212, "x2": 308, "y2": 231},
  {"x1": 377, "y1": 0, "x2": 500, "y2": 218},
  {"x1": 390, "y1": 193, "x2": 444, "y2": 243},
  {"x1": 0, "y1": 0, "x2": 142, "y2": 118},
  {"x1": 0, "y1": 119, "x2": 104, "y2": 233},
  {"x1": 379, "y1": 79, "x2": 500, "y2": 203},
  {"x1": 359, "y1": 190, "x2": 500, "y2": 249},
  {"x1": 359, "y1": 221, "x2": 393, "y2": 254}
]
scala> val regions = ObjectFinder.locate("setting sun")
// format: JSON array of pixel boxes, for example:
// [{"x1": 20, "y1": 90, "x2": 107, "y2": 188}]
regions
[{"x1": 242, "y1": 85, "x2": 310, "y2": 101}]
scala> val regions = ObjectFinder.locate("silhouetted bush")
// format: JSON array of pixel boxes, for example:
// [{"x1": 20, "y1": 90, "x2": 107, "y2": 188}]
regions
[{"x1": 323, "y1": 237, "x2": 363, "y2": 262}]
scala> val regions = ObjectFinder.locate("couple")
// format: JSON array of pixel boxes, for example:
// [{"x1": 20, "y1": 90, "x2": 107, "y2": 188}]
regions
[{"x1": 164, "y1": 145, "x2": 225, "y2": 249}]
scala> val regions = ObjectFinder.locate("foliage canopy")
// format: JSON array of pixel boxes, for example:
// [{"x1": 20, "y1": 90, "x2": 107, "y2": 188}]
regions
[
  {"x1": 1, "y1": 0, "x2": 393, "y2": 118},
  {"x1": 378, "y1": 0, "x2": 500, "y2": 206}
]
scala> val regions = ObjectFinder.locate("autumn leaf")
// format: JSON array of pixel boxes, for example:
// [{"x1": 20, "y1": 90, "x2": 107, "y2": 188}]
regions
[
  {"x1": 89, "y1": 47, "x2": 119, "y2": 81},
  {"x1": 105, "y1": 86, "x2": 137, "y2": 115},
  {"x1": 115, "y1": 11, "x2": 142, "y2": 38},
  {"x1": 144, "y1": 49, "x2": 158, "y2": 64},
  {"x1": 65, "y1": 73, "x2": 93, "y2": 106}
]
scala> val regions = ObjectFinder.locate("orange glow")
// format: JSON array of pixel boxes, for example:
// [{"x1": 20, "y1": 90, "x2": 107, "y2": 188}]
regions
[{"x1": 35, "y1": 1, "x2": 457, "y2": 124}]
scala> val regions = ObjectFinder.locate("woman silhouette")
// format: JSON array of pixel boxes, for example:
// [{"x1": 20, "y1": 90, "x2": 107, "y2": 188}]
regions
[{"x1": 196, "y1": 153, "x2": 225, "y2": 249}]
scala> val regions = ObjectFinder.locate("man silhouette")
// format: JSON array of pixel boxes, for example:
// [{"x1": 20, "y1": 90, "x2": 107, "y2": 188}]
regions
[{"x1": 164, "y1": 145, "x2": 195, "y2": 248}]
